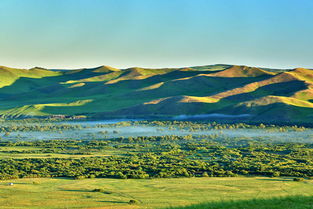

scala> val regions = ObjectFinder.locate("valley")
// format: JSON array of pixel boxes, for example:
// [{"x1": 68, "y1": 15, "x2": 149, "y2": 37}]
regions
[{"x1": 0, "y1": 65, "x2": 312, "y2": 208}]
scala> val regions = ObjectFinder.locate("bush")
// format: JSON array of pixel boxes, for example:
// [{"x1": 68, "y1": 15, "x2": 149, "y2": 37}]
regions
[
  {"x1": 272, "y1": 171, "x2": 280, "y2": 177},
  {"x1": 89, "y1": 174, "x2": 96, "y2": 179},
  {"x1": 293, "y1": 178, "x2": 304, "y2": 182},
  {"x1": 74, "y1": 176, "x2": 86, "y2": 180},
  {"x1": 202, "y1": 172, "x2": 209, "y2": 177},
  {"x1": 128, "y1": 199, "x2": 139, "y2": 204},
  {"x1": 93, "y1": 188, "x2": 105, "y2": 192}
]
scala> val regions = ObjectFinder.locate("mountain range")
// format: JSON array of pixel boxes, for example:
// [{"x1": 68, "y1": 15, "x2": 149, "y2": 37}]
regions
[{"x1": 0, "y1": 64, "x2": 312, "y2": 123}]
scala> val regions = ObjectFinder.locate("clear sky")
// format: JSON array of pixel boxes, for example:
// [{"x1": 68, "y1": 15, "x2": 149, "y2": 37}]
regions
[{"x1": 0, "y1": 0, "x2": 312, "y2": 69}]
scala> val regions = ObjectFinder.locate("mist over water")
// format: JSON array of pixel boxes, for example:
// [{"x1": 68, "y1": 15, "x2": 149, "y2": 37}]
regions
[
  {"x1": 3, "y1": 120, "x2": 313, "y2": 143},
  {"x1": 173, "y1": 114, "x2": 252, "y2": 120}
]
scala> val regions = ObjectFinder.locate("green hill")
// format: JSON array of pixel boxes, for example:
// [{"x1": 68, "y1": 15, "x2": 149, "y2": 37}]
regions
[
  {"x1": 0, "y1": 66, "x2": 60, "y2": 88},
  {"x1": 0, "y1": 64, "x2": 312, "y2": 123}
]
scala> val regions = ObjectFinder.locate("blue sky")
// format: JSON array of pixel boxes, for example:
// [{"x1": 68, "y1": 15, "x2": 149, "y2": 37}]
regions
[{"x1": 0, "y1": 0, "x2": 312, "y2": 69}]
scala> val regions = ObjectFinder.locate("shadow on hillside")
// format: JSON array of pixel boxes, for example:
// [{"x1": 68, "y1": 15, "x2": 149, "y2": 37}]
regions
[
  {"x1": 222, "y1": 80, "x2": 308, "y2": 102},
  {"x1": 125, "y1": 74, "x2": 272, "y2": 100}
]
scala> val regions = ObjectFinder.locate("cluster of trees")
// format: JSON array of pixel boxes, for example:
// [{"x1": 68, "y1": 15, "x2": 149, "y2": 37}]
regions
[
  {"x1": 0, "y1": 119, "x2": 311, "y2": 180},
  {"x1": 0, "y1": 123, "x2": 83, "y2": 133},
  {"x1": 133, "y1": 120, "x2": 307, "y2": 131},
  {"x1": 113, "y1": 135, "x2": 194, "y2": 143},
  {"x1": 0, "y1": 120, "x2": 307, "y2": 140},
  {"x1": 0, "y1": 136, "x2": 312, "y2": 180}
]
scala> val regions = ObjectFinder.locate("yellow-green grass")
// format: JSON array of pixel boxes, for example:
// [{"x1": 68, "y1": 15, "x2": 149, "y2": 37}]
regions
[
  {"x1": 292, "y1": 89, "x2": 313, "y2": 101},
  {"x1": 64, "y1": 71, "x2": 124, "y2": 84},
  {"x1": 0, "y1": 177, "x2": 312, "y2": 209},
  {"x1": 240, "y1": 96, "x2": 313, "y2": 108},
  {"x1": 290, "y1": 68, "x2": 313, "y2": 83},
  {"x1": 0, "y1": 66, "x2": 61, "y2": 88},
  {"x1": 139, "y1": 82, "x2": 165, "y2": 91},
  {"x1": 165, "y1": 196, "x2": 313, "y2": 209},
  {"x1": 105, "y1": 68, "x2": 177, "y2": 84},
  {"x1": 0, "y1": 99, "x2": 92, "y2": 117},
  {"x1": 207, "y1": 65, "x2": 276, "y2": 77}
]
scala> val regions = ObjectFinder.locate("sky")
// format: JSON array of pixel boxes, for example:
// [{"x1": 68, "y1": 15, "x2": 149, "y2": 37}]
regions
[{"x1": 0, "y1": 0, "x2": 313, "y2": 69}]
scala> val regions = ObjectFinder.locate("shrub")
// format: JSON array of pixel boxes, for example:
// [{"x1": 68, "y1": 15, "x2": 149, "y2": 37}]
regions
[
  {"x1": 93, "y1": 188, "x2": 105, "y2": 192},
  {"x1": 89, "y1": 174, "x2": 96, "y2": 179},
  {"x1": 293, "y1": 178, "x2": 304, "y2": 182},
  {"x1": 128, "y1": 199, "x2": 139, "y2": 204},
  {"x1": 272, "y1": 171, "x2": 280, "y2": 177},
  {"x1": 202, "y1": 172, "x2": 209, "y2": 177},
  {"x1": 74, "y1": 176, "x2": 85, "y2": 180}
]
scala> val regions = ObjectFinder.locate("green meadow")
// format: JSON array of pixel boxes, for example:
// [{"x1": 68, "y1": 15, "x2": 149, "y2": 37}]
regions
[
  {"x1": 0, "y1": 177, "x2": 312, "y2": 209},
  {"x1": 167, "y1": 196, "x2": 313, "y2": 209}
]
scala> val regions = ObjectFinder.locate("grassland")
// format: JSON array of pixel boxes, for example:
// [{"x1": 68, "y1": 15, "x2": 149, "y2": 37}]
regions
[
  {"x1": 167, "y1": 195, "x2": 313, "y2": 209},
  {"x1": 0, "y1": 177, "x2": 312, "y2": 209},
  {"x1": 0, "y1": 66, "x2": 60, "y2": 88},
  {"x1": 0, "y1": 120, "x2": 312, "y2": 208}
]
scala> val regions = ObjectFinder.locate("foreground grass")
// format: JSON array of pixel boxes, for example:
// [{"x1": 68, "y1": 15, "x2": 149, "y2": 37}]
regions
[
  {"x1": 166, "y1": 196, "x2": 313, "y2": 209},
  {"x1": 0, "y1": 177, "x2": 312, "y2": 209}
]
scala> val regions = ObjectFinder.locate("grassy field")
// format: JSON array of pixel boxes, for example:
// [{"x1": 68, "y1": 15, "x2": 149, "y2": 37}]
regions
[
  {"x1": 0, "y1": 177, "x2": 312, "y2": 209},
  {"x1": 166, "y1": 196, "x2": 313, "y2": 209}
]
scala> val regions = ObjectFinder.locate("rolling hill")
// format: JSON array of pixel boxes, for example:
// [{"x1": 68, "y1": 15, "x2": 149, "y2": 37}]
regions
[{"x1": 0, "y1": 64, "x2": 312, "y2": 123}]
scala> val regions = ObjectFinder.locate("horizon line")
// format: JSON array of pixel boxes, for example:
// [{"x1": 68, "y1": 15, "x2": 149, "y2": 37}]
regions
[{"x1": 1, "y1": 63, "x2": 311, "y2": 71}]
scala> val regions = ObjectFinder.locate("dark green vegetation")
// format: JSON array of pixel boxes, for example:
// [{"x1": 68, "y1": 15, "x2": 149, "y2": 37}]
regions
[
  {"x1": 166, "y1": 196, "x2": 313, "y2": 209},
  {"x1": 0, "y1": 120, "x2": 312, "y2": 208},
  {"x1": 0, "y1": 120, "x2": 312, "y2": 180},
  {"x1": 0, "y1": 64, "x2": 312, "y2": 122}
]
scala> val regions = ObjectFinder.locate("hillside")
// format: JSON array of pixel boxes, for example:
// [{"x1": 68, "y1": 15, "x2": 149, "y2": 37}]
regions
[{"x1": 0, "y1": 64, "x2": 312, "y2": 123}]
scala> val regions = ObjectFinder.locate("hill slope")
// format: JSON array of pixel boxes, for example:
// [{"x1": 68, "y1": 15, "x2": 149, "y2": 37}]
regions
[{"x1": 0, "y1": 64, "x2": 312, "y2": 123}]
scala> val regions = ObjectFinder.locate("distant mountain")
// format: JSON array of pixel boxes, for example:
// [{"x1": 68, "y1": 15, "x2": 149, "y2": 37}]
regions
[{"x1": 0, "y1": 64, "x2": 312, "y2": 123}]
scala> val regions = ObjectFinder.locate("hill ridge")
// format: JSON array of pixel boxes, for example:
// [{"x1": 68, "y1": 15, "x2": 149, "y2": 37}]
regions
[{"x1": 0, "y1": 64, "x2": 312, "y2": 122}]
